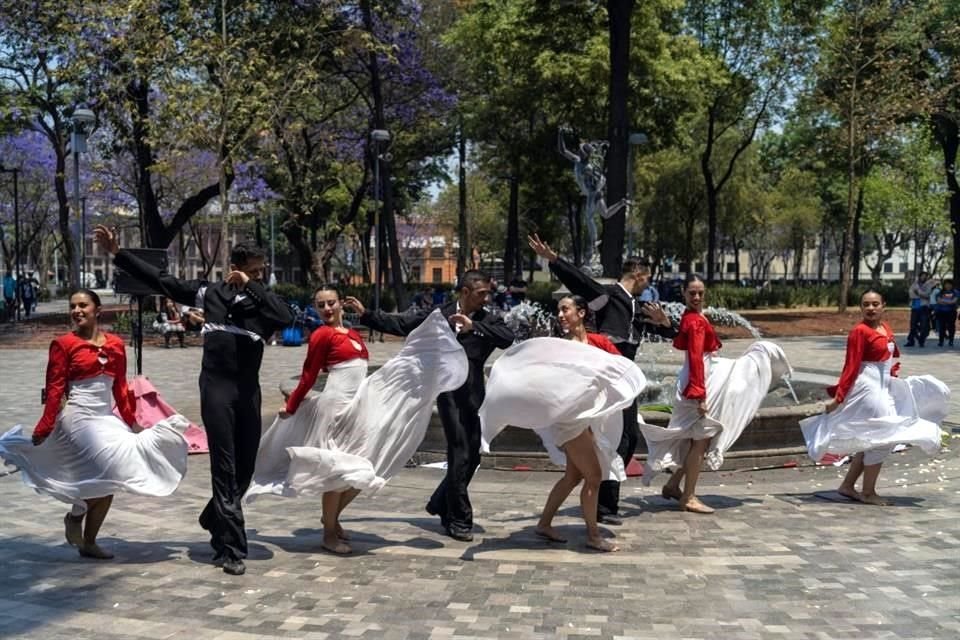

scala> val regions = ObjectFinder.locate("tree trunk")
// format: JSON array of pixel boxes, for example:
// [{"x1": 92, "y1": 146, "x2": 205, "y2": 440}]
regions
[
  {"x1": 457, "y1": 120, "x2": 470, "y2": 277},
  {"x1": 503, "y1": 175, "x2": 520, "y2": 280},
  {"x1": 54, "y1": 149, "x2": 76, "y2": 289},
  {"x1": 838, "y1": 89, "x2": 858, "y2": 312},
  {"x1": 382, "y1": 164, "x2": 406, "y2": 310},
  {"x1": 600, "y1": 0, "x2": 635, "y2": 278},
  {"x1": 852, "y1": 182, "x2": 864, "y2": 286},
  {"x1": 932, "y1": 113, "x2": 960, "y2": 283}
]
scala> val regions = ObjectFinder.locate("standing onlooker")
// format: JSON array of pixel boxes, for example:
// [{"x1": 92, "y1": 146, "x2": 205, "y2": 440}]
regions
[
  {"x1": 3, "y1": 273, "x2": 15, "y2": 321},
  {"x1": 934, "y1": 278, "x2": 958, "y2": 348},
  {"x1": 905, "y1": 271, "x2": 935, "y2": 348},
  {"x1": 20, "y1": 272, "x2": 37, "y2": 319}
]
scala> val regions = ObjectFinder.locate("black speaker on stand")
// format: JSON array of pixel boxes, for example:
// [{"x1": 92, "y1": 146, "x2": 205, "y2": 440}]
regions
[{"x1": 114, "y1": 249, "x2": 168, "y2": 376}]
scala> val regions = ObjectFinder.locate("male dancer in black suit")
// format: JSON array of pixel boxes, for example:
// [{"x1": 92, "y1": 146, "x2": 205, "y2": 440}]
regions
[
  {"x1": 528, "y1": 234, "x2": 675, "y2": 524},
  {"x1": 345, "y1": 270, "x2": 514, "y2": 541},
  {"x1": 95, "y1": 225, "x2": 293, "y2": 575}
]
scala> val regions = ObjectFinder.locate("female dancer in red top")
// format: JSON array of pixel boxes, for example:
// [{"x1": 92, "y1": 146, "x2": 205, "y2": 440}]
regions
[
  {"x1": 801, "y1": 290, "x2": 947, "y2": 505},
  {"x1": 533, "y1": 295, "x2": 624, "y2": 551},
  {"x1": 639, "y1": 274, "x2": 791, "y2": 514},
  {"x1": 247, "y1": 286, "x2": 467, "y2": 555},
  {"x1": 658, "y1": 276, "x2": 720, "y2": 513},
  {"x1": 0, "y1": 289, "x2": 188, "y2": 559}
]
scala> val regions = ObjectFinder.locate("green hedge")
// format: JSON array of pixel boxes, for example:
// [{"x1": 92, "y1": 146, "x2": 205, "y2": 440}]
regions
[{"x1": 701, "y1": 282, "x2": 910, "y2": 310}]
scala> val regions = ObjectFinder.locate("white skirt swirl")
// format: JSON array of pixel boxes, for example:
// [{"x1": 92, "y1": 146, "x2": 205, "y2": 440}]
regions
[
  {"x1": 246, "y1": 308, "x2": 468, "y2": 499},
  {"x1": 639, "y1": 340, "x2": 791, "y2": 483},
  {"x1": 800, "y1": 364, "x2": 947, "y2": 463},
  {"x1": 0, "y1": 375, "x2": 189, "y2": 508},
  {"x1": 478, "y1": 338, "x2": 647, "y2": 481}
]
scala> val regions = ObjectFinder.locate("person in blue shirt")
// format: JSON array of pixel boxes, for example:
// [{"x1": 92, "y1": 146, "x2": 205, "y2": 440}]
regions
[
  {"x1": 2, "y1": 273, "x2": 15, "y2": 321},
  {"x1": 934, "y1": 278, "x2": 958, "y2": 347}
]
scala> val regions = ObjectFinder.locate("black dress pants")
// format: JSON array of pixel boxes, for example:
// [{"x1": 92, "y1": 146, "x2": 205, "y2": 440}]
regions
[
  {"x1": 598, "y1": 397, "x2": 640, "y2": 516},
  {"x1": 426, "y1": 391, "x2": 482, "y2": 532},
  {"x1": 598, "y1": 341, "x2": 640, "y2": 516},
  {"x1": 197, "y1": 369, "x2": 263, "y2": 560}
]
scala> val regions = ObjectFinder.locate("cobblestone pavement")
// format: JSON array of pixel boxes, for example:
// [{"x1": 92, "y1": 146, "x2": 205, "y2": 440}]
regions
[{"x1": 1, "y1": 337, "x2": 959, "y2": 639}]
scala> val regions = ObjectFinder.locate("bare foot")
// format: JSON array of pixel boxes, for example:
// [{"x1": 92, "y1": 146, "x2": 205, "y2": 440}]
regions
[
  {"x1": 321, "y1": 536, "x2": 352, "y2": 555},
  {"x1": 679, "y1": 497, "x2": 715, "y2": 514},
  {"x1": 661, "y1": 485, "x2": 682, "y2": 501},
  {"x1": 861, "y1": 493, "x2": 892, "y2": 506},
  {"x1": 64, "y1": 513, "x2": 83, "y2": 547},
  {"x1": 78, "y1": 542, "x2": 114, "y2": 559},
  {"x1": 321, "y1": 517, "x2": 350, "y2": 540},
  {"x1": 534, "y1": 526, "x2": 567, "y2": 543},
  {"x1": 837, "y1": 486, "x2": 863, "y2": 502},
  {"x1": 585, "y1": 537, "x2": 619, "y2": 552}
]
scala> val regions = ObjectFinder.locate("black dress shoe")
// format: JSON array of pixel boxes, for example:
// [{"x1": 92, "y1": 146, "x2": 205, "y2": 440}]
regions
[
  {"x1": 211, "y1": 550, "x2": 227, "y2": 567},
  {"x1": 222, "y1": 558, "x2": 246, "y2": 576},
  {"x1": 597, "y1": 514, "x2": 623, "y2": 526},
  {"x1": 445, "y1": 527, "x2": 474, "y2": 542}
]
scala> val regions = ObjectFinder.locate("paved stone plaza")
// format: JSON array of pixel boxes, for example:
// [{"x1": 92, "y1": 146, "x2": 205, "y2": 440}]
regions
[{"x1": 1, "y1": 335, "x2": 958, "y2": 639}]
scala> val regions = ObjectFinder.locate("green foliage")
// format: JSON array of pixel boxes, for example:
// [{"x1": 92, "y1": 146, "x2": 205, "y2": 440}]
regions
[{"x1": 706, "y1": 282, "x2": 909, "y2": 310}]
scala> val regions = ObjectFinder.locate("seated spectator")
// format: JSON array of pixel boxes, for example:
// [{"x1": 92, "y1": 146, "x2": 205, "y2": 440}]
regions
[
  {"x1": 157, "y1": 297, "x2": 186, "y2": 348},
  {"x1": 181, "y1": 306, "x2": 204, "y2": 334}
]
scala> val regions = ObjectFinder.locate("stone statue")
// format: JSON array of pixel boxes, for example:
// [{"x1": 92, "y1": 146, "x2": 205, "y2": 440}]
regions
[{"x1": 558, "y1": 127, "x2": 629, "y2": 274}]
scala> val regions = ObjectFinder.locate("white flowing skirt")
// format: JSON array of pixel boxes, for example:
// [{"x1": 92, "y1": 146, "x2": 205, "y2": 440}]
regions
[
  {"x1": 479, "y1": 338, "x2": 647, "y2": 481},
  {"x1": 640, "y1": 340, "x2": 791, "y2": 484},
  {"x1": 246, "y1": 309, "x2": 468, "y2": 499},
  {"x1": 800, "y1": 364, "x2": 947, "y2": 463},
  {"x1": 0, "y1": 375, "x2": 189, "y2": 509}
]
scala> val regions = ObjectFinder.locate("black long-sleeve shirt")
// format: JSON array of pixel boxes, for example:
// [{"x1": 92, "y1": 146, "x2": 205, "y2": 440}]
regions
[
  {"x1": 113, "y1": 249, "x2": 294, "y2": 376},
  {"x1": 361, "y1": 301, "x2": 514, "y2": 410},
  {"x1": 549, "y1": 257, "x2": 676, "y2": 360}
]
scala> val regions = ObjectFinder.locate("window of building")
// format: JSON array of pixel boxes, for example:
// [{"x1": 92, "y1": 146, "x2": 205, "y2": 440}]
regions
[
  {"x1": 411, "y1": 266, "x2": 421, "y2": 282},
  {"x1": 726, "y1": 262, "x2": 736, "y2": 273},
  {"x1": 430, "y1": 246, "x2": 445, "y2": 259},
  {"x1": 883, "y1": 262, "x2": 894, "y2": 274},
  {"x1": 694, "y1": 262, "x2": 704, "y2": 273},
  {"x1": 432, "y1": 267, "x2": 443, "y2": 283},
  {"x1": 899, "y1": 262, "x2": 908, "y2": 273}
]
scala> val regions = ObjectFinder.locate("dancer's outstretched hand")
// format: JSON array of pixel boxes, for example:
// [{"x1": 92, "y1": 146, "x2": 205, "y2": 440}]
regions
[
  {"x1": 697, "y1": 400, "x2": 707, "y2": 416},
  {"x1": 824, "y1": 398, "x2": 840, "y2": 414},
  {"x1": 93, "y1": 224, "x2": 120, "y2": 255},
  {"x1": 343, "y1": 296, "x2": 366, "y2": 315},
  {"x1": 527, "y1": 233, "x2": 558, "y2": 262},
  {"x1": 642, "y1": 302, "x2": 670, "y2": 327},
  {"x1": 278, "y1": 407, "x2": 290, "y2": 419}
]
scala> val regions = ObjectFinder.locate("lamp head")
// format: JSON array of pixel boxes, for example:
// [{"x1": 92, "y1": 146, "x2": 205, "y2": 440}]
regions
[
  {"x1": 371, "y1": 129, "x2": 390, "y2": 143},
  {"x1": 72, "y1": 108, "x2": 96, "y2": 127}
]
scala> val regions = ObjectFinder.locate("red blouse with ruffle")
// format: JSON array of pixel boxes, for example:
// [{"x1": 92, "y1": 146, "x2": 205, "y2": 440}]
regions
[
  {"x1": 285, "y1": 326, "x2": 370, "y2": 415},
  {"x1": 586, "y1": 332, "x2": 621, "y2": 355},
  {"x1": 34, "y1": 332, "x2": 136, "y2": 438},
  {"x1": 674, "y1": 310, "x2": 722, "y2": 401},
  {"x1": 828, "y1": 321, "x2": 900, "y2": 404}
]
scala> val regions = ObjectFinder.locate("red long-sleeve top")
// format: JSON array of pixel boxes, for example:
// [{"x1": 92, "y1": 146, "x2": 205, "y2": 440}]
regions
[
  {"x1": 674, "y1": 310, "x2": 722, "y2": 401},
  {"x1": 34, "y1": 332, "x2": 137, "y2": 438},
  {"x1": 585, "y1": 332, "x2": 621, "y2": 355},
  {"x1": 285, "y1": 326, "x2": 369, "y2": 415},
  {"x1": 828, "y1": 321, "x2": 900, "y2": 404}
]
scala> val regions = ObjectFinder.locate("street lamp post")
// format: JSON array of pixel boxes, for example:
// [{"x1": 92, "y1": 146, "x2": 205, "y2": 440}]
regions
[
  {"x1": 0, "y1": 166, "x2": 20, "y2": 321},
  {"x1": 71, "y1": 108, "x2": 95, "y2": 289},
  {"x1": 371, "y1": 129, "x2": 390, "y2": 313}
]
